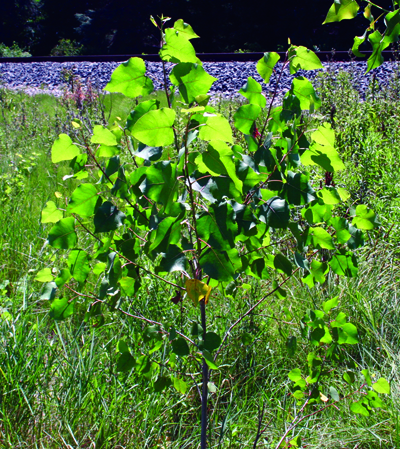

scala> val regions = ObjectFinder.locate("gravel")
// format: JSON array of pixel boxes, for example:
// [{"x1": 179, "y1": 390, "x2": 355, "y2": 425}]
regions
[{"x1": 1, "y1": 60, "x2": 399, "y2": 101}]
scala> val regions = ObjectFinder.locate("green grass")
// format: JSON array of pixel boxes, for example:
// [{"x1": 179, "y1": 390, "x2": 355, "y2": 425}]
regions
[{"x1": 0, "y1": 77, "x2": 399, "y2": 448}]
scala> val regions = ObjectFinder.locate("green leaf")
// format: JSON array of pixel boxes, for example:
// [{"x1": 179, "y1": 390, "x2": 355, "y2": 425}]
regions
[
  {"x1": 316, "y1": 187, "x2": 344, "y2": 205},
  {"x1": 367, "y1": 390, "x2": 384, "y2": 408},
  {"x1": 133, "y1": 161, "x2": 180, "y2": 213},
  {"x1": 259, "y1": 197, "x2": 290, "y2": 229},
  {"x1": 233, "y1": 104, "x2": 262, "y2": 135},
  {"x1": 143, "y1": 325, "x2": 163, "y2": 342},
  {"x1": 156, "y1": 245, "x2": 187, "y2": 274},
  {"x1": 172, "y1": 376, "x2": 188, "y2": 394},
  {"x1": 50, "y1": 297, "x2": 74, "y2": 321},
  {"x1": 173, "y1": 19, "x2": 199, "y2": 40},
  {"x1": 341, "y1": 323, "x2": 359, "y2": 344},
  {"x1": 372, "y1": 378, "x2": 390, "y2": 395},
  {"x1": 172, "y1": 338, "x2": 190, "y2": 356},
  {"x1": 303, "y1": 260, "x2": 329, "y2": 287},
  {"x1": 302, "y1": 123, "x2": 345, "y2": 172},
  {"x1": 350, "y1": 400, "x2": 370, "y2": 416},
  {"x1": 91, "y1": 125, "x2": 118, "y2": 146},
  {"x1": 351, "y1": 205, "x2": 380, "y2": 230},
  {"x1": 289, "y1": 436, "x2": 301, "y2": 448},
  {"x1": 362, "y1": 369, "x2": 372, "y2": 387},
  {"x1": 343, "y1": 370, "x2": 355, "y2": 384},
  {"x1": 154, "y1": 376, "x2": 172, "y2": 392},
  {"x1": 329, "y1": 249, "x2": 358, "y2": 277},
  {"x1": 40, "y1": 282, "x2": 57, "y2": 300},
  {"x1": 202, "y1": 349, "x2": 219, "y2": 370},
  {"x1": 291, "y1": 77, "x2": 321, "y2": 111},
  {"x1": 149, "y1": 216, "x2": 179, "y2": 254},
  {"x1": 312, "y1": 227, "x2": 335, "y2": 250},
  {"x1": 203, "y1": 332, "x2": 221, "y2": 351},
  {"x1": 199, "y1": 247, "x2": 236, "y2": 282},
  {"x1": 274, "y1": 253, "x2": 292, "y2": 276},
  {"x1": 51, "y1": 134, "x2": 80, "y2": 163},
  {"x1": 160, "y1": 28, "x2": 198, "y2": 63},
  {"x1": 119, "y1": 276, "x2": 140, "y2": 297},
  {"x1": 67, "y1": 184, "x2": 100, "y2": 217},
  {"x1": 104, "y1": 57, "x2": 154, "y2": 98},
  {"x1": 117, "y1": 352, "x2": 135, "y2": 372},
  {"x1": 190, "y1": 322, "x2": 203, "y2": 337},
  {"x1": 323, "y1": 0, "x2": 360, "y2": 24},
  {"x1": 352, "y1": 33, "x2": 367, "y2": 57},
  {"x1": 41, "y1": 201, "x2": 63, "y2": 224},
  {"x1": 256, "y1": 52, "x2": 280, "y2": 83},
  {"x1": 288, "y1": 368, "x2": 302, "y2": 382},
  {"x1": 35, "y1": 268, "x2": 54, "y2": 283},
  {"x1": 135, "y1": 144, "x2": 162, "y2": 163},
  {"x1": 241, "y1": 332, "x2": 253, "y2": 345},
  {"x1": 367, "y1": 30, "x2": 390, "y2": 72},
  {"x1": 55, "y1": 268, "x2": 71, "y2": 287},
  {"x1": 170, "y1": 63, "x2": 216, "y2": 104},
  {"x1": 323, "y1": 296, "x2": 339, "y2": 313},
  {"x1": 67, "y1": 249, "x2": 90, "y2": 283},
  {"x1": 117, "y1": 340, "x2": 130, "y2": 353},
  {"x1": 239, "y1": 77, "x2": 267, "y2": 107},
  {"x1": 330, "y1": 386, "x2": 340, "y2": 402},
  {"x1": 289, "y1": 46, "x2": 323, "y2": 74},
  {"x1": 94, "y1": 202, "x2": 126, "y2": 233},
  {"x1": 199, "y1": 115, "x2": 233, "y2": 143},
  {"x1": 195, "y1": 141, "x2": 243, "y2": 193},
  {"x1": 131, "y1": 108, "x2": 176, "y2": 147},
  {"x1": 383, "y1": 10, "x2": 400, "y2": 45},
  {"x1": 126, "y1": 99, "x2": 159, "y2": 132},
  {"x1": 286, "y1": 336, "x2": 297, "y2": 356},
  {"x1": 283, "y1": 171, "x2": 315, "y2": 205},
  {"x1": 47, "y1": 217, "x2": 77, "y2": 249}
]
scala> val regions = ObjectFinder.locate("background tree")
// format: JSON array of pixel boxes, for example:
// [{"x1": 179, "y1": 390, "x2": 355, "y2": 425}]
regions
[
  {"x1": 0, "y1": 0, "x2": 43, "y2": 51},
  {"x1": 0, "y1": 0, "x2": 395, "y2": 56}
]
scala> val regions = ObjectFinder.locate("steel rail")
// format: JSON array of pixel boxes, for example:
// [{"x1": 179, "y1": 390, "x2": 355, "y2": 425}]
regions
[{"x1": 0, "y1": 51, "x2": 397, "y2": 63}]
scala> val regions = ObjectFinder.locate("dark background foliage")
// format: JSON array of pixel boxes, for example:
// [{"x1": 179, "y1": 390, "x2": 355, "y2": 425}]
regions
[{"x1": 0, "y1": 0, "x2": 394, "y2": 55}]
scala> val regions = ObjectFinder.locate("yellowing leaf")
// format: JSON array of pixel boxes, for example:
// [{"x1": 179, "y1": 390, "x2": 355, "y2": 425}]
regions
[
  {"x1": 320, "y1": 392, "x2": 329, "y2": 402},
  {"x1": 185, "y1": 279, "x2": 212, "y2": 305}
]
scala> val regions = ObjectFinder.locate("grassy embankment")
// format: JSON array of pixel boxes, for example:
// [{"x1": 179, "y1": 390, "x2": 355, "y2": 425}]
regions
[{"x1": 0, "y1": 70, "x2": 399, "y2": 448}]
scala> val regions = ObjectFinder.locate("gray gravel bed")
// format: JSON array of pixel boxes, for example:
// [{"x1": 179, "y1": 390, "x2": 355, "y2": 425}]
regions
[{"x1": 1, "y1": 60, "x2": 399, "y2": 100}]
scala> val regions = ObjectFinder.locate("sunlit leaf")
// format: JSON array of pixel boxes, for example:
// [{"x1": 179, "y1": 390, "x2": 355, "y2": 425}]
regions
[
  {"x1": 173, "y1": 19, "x2": 199, "y2": 40},
  {"x1": 170, "y1": 63, "x2": 216, "y2": 103},
  {"x1": 160, "y1": 28, "x2": 198, "y2": 63},
  {"x1": 67, "y1": 184, "x2": 100, "y2": 217},
  {"x1": 104, "y1": 57, "x2": 154, "y2": 98},
  {"x1": 35, "y1": 268, "x2": 54, "y2": 283},
  {"x1": 131, "y1": 108, "x2": 176, "y2": 147},
  {"x1": 289, "y1": 46, "x2": 323, "y2": 74},
  {"x1": 91, "y1": 125, "x2": 118, "y2": 146},
  {"x1": 239, "y1": 77, "x2": 267, "y2": 107},
  {"x1": 372, "y1": 378, "x2": 390, "y2": 394},
  {"x1": 41, "y1": 201, "x2": 63, "y2": 224},
  {"x1": 351, "y1": 204, "x2": 380, "y2": 230},
  {"x1": 51, "y1": 134, "x2": 80, "y2": 163},
  {"x1": 233, "y1": 104, "x2": 261, "y2": 134},
  {"x1": 256, "y1": 52, "x2": 280, "y2": 83},
  {"x1": 199, "y1": 115, "x2": 233, "y2": 143},
  {"x1": 323, "y1": 0, "x2": 360, "y2": 24}
]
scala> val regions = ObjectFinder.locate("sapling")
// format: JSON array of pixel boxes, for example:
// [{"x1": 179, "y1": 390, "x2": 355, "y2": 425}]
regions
[{"x1": 37, "y1": 14, "x2": 390, "y2": 448}]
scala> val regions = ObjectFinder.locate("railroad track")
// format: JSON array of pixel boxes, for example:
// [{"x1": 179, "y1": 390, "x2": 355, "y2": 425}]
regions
[{"x1": 0, "y1": 51, "x2": 397, "y2": 63}]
